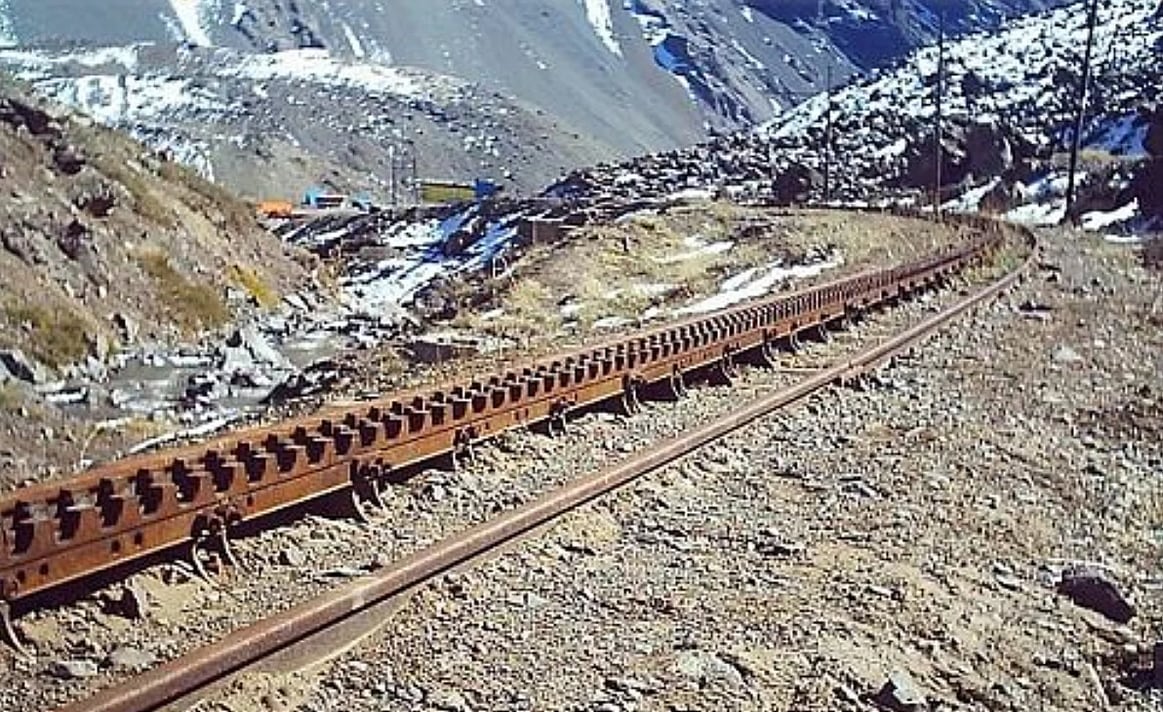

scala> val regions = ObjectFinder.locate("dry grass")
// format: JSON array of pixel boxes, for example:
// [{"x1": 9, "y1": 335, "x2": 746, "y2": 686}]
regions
[
  {"x1": 136, "y1": 249, "x2": 229, "y2": 332},
  {"x1": 488, "y1": 279, "x2": 556, "y2": 343},
  {"x1": 228, "y1": 264, "x2": 280, "y2": 308},
  {"x1": 0, "y1": 382, "x2": 26, "y2": 411},
  {"x1": 2, "y1": 300, "x2": 90, "y2": 368},
  {"x1": 1144, "y1": 237, "x2": 1163, "y2": 272},
  {"x1": 89, "y1": 152, "x2": 176, "y2": 227}
]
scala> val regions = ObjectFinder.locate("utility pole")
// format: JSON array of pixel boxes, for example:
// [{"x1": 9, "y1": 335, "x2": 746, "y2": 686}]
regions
[
  {"x1": 823, "y1": 65, "x2": 833, "y2": 204},
  {"x1": 1064, "y1": 0, "x2": 1100, "y2": 226},
  {"x1": 410, "y1": 143, "x2": 419, "y2": 204},
  {"x1": 933, "y1": 12, "x2": 945, "y2": 220},
  {"x1": 388, "y1": 144, "x2": 397, "y2": 207}
]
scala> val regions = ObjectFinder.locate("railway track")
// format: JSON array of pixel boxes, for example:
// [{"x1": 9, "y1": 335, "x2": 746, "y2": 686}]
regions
[
  {"x1": 0, "y1": 212, "x2": 1012, "y2": 656},
  {"x1": 46, "y1": 213, "x2": 1036, "y2": 712}
]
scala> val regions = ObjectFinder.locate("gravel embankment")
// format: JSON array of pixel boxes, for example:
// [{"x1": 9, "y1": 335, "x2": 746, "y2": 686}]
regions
[{"x1": 236, "y1": 230, "x2": 1158, "y2": 712}]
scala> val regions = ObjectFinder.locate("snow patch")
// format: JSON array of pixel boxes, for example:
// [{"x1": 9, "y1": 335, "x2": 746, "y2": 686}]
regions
[
  {"x1": 0, "y1": 46, "x2": 142, "y2": 72},
  {"x1": 668, "y1": 187, "x2": 715, "y2": 202},
  {"x1": 678, "y1": 256, "x2": 843, "y2": 315},
  {"x1": 579, "y1": 0, "x2": 622, "y2": 56},
  {"x1": 1103, "y1": 233, "x2": 1145, "y2": 244},
  {"x1": 169, "y1": 0, "x2": 213, "y2": 47},
  {"x1": 658, "y1": 235, "x2": 734, "y2": 263},
  {"x1": 231, "y1": 2, "x2": 248, "y2": 26},
  {"x1": 1081, "y1": 199, "x2": 1139, "y2": 231},
  {"x1": 35, "y1": 73, "x2": 223, "y2": 124},
  {"x1": 627, "y1": 2, "x2": 669, "y2": 46},
  {"x1": 224, "y1": 49, "x2": 452, "y2": 100},
  {"x1": 1005, "y1": 201, "x2": 1066, "y2": 226},
  {"x1": 942, "y1": 178, "x2": 1002, "y2": 214},
  {"x1": 342, "y1": 23, "x2": 366, "y2": 59}
]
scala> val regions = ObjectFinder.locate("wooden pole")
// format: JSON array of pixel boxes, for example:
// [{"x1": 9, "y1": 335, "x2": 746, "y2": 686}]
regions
[
  {"x1": 823, "y1": 65, "x2": 833, "y2": 204},
  {"x1": 1064, "y1": 0, "x2": 1100, "y2": 226},
  {"x1": 933, "y1": 12, "x2": 945, "y2": 220}
]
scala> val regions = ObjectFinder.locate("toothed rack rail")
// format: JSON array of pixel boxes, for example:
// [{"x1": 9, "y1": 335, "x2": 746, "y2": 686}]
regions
[{"x1": 0, "y1": 213, "x2": 1006, "y2": 645}]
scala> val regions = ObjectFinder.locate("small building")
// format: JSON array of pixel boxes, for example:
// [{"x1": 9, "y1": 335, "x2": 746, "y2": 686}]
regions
[{"x1": 302, "y1": 186, "x2": 348, "y2": 209}]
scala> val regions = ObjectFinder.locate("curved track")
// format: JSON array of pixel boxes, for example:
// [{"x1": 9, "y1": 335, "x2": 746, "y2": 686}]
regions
[
  {"x1": 55, "y1": 214, "x2": 1037, "y2": 712},
  {"x1": 0, "y1": 212, "x2": 1011, "y2": 645}
]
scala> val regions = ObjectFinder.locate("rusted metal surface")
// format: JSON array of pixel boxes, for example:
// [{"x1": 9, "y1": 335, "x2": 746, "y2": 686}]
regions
[
  {"x1": 0, "y1": 216, "x2": 1006, "y2": 615},
  {"x1": 58, "y1": 217, "x2": 1033, "y2": 712}
]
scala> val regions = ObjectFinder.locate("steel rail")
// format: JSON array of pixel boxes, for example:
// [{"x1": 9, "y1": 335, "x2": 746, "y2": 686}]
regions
[
  {"x1": 0, "y1": 213, "x2": 1005, "y2": 623},
  {"x1": 59, "y1": 219, "x2": 1035, "y2": 712}
]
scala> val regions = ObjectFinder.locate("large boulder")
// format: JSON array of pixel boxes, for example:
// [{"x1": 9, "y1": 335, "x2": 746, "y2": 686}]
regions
[
  {"x1": 1131, "y1": 159, "x2": 1163, "y2": 218},
  {"x1": 872, "y1": 669, "x2": 927, "y2": 712},
  {"x1": 965, "y1": 119, "x2": 1014, "y2": 179},
  {"x1": 56, "y1": 219, "x2": 91, "y2": 260},
  {"x1": 771, "y1": 163, "x2": 822, "y2": 204},
  {"x1": 0, "y1": 97, "x2": 62, "y2": 138},
  {"x1": 1058, "y1": 567, "x2": 1136, "y2": 624},
  {"x1": 900, "y1": 126, "x2": 970, "y2": 190}
]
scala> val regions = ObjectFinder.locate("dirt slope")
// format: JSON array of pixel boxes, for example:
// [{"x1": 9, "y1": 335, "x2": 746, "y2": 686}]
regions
[{"x1": 0, "y1": 76, "x2": 307, "y2": 373}]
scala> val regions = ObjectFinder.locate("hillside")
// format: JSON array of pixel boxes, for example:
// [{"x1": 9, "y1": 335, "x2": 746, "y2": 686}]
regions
[
  {"x1": 0, "y1": 44, "x2": 618, "y2": 199},
  {"x1": 0, "y1": 77, "x2": 310, "y2": 480},
  {"x1": 763, "y1": 0, "x2": 1163, "y2": 223}
]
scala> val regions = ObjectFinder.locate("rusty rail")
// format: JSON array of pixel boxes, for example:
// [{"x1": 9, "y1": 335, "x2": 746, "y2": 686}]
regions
[
  {"x1": 58, "y1": 216, "x2": 1035, "y2": 712},
  {"x1": 0, "y1": 215, "x2": 1006, "y2": 627}
]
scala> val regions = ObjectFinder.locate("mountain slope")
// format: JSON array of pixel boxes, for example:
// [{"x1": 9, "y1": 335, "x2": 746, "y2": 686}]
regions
[
  {"x1": 0, "y1": 75, "x2": 308, "y2": 376},
  {"x1": 762, "y1": 0, "x2": 1163, "y2": 223},
  {"x1": 0, "y1": 43, "x2": 622, "y2": 198},
  {"x1": 0, "y1": 1, "x2": 1074, "y2": 153}
]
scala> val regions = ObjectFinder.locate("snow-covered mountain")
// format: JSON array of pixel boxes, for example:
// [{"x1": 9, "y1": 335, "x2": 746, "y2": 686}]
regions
[
  {"x1": 548, "y1": 0, "x2": 1161, "y2": 228},
  {"x1": 1, "y1": 0, "x2": 1152, "y2": 213},
  {"x1": 0, "y1": 1, "x2": 1071, "y2": 152}
]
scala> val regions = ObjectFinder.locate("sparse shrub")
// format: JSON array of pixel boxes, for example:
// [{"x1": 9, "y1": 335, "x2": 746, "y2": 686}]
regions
[
  {"x1": 505, "y1": 279, "x2": 554, "y2": 324},
  {"x1": 136, "y1": 249, "x2": 229, "y2": 331},
  {"x1": 92, "y1": 155, "x2": 176, "y2": 227},
  {"x1": 0, "y1": 382, "x2": 27, "y2": 411},
  {"x1": 228, "y1": 264, "x2": 279, "y2": 308},
  {"x1": 2, "y1": 301, "x2": 90, "y2": 368}
]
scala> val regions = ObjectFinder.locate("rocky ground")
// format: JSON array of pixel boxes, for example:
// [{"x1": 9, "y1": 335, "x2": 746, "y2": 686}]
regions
[
  {"x1": 5, "y1": 222, "x2": 1160, "y2": 712},
  {"x1": 0, "y1": 214, "x2": 1000, "y2": 710},
  {"x1": 218, "y1": 229, "x2": 1157, "y2": 712}
]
